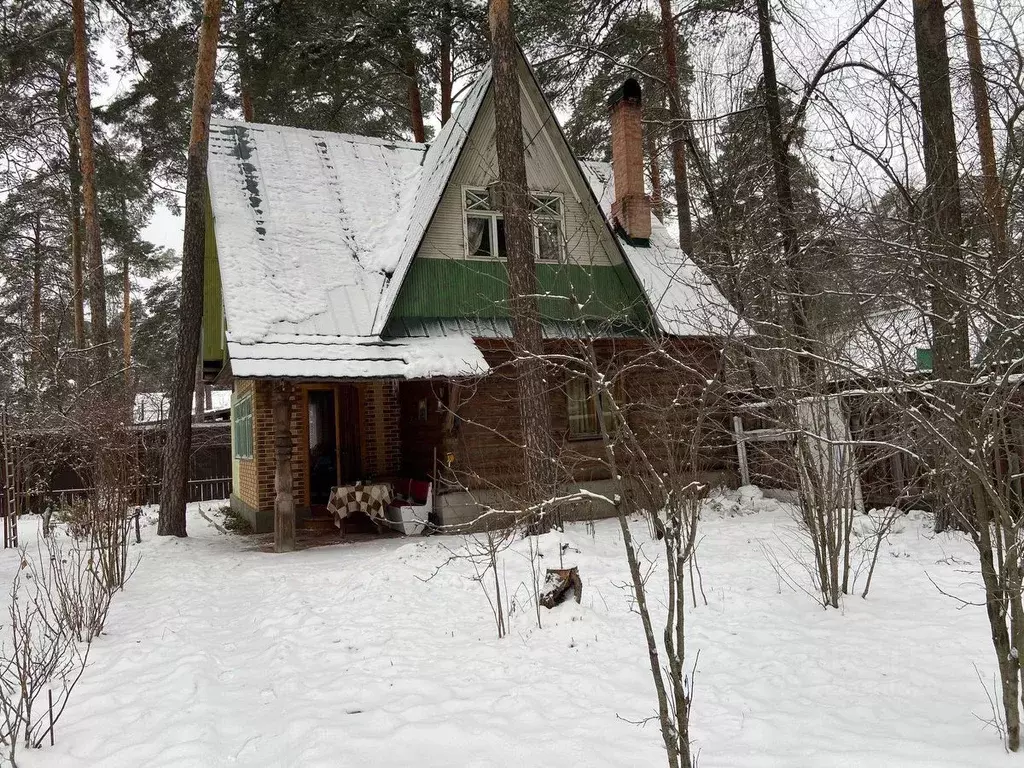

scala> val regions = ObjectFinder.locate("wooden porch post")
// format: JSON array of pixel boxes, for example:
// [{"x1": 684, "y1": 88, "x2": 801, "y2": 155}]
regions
[{"x1": 272, "y1": 380, "x2": 295, "y2": 552}]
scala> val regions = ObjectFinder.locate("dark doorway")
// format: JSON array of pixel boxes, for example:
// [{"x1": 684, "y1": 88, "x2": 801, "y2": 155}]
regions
[
  {"x1": 308, "y1": 390, "x2": 337, "y2": 505},
  {"x1": 336, "y1": 385, "x2": 361, "y2": 483}
]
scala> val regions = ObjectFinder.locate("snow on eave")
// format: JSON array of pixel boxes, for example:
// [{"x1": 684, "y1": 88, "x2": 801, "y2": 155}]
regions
[
  {"x1": 226, "y1": 334, "x2": 489, "y2": 381},
  {"x1": 828, "y1": 303, "x2": 991, "y2": 380}
]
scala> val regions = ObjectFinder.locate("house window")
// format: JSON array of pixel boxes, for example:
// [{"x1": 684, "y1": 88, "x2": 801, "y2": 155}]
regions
[
  {"x1": 463, "y1": 187, "x2": 563, "y2": 261},
  {"x1": 233, "y1": 394, "x2": 253, "y2": 459},
  {"x1": 567, "y1": 370, "x2": 617, "y2": 438}
]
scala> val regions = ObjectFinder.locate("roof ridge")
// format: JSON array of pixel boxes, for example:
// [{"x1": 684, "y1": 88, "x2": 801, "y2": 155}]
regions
[{"x1": 209, "y1": 118, "x2": 427, "y2": 151}]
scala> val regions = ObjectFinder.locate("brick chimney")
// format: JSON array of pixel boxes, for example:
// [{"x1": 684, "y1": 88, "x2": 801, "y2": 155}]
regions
[{"x1": 608, "y1": 78, "x2": 651, "y2": 242}]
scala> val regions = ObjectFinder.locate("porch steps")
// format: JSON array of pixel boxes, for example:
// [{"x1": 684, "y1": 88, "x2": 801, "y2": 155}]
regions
[{"x1": 298, "y1": 514, "x2": 336, "y2": 534}]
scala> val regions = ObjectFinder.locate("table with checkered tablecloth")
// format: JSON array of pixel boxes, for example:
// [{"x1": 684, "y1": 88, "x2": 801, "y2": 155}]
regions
[{"x1": 327, "y1": 483, "x2": 393, "y2": 530}]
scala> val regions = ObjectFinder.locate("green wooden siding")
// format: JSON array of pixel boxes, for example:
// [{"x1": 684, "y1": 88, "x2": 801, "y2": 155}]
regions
[
  {"x1": 203, "y1": 194, "x2": 225, "y2": 364},
  {"x1": 391, "y1": 258, "x2": 649, "y2": 325},
  {"x1": 230, "y1": 394, "x2": 240, "y2": 494}
]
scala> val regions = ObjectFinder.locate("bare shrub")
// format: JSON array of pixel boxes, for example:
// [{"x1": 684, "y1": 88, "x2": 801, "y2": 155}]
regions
[{"x1": 0, "y1": 555, "x2": 94, "y2": 763}]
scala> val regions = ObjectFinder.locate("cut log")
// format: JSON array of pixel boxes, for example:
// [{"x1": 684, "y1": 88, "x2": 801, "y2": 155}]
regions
[{"x1": 540, "y1": 567, "x2": 582, "y2": 609}]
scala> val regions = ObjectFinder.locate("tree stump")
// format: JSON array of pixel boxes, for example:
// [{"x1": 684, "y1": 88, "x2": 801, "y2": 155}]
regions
[{"x1": 540, "y1": 567, "x2": 582, "y2": 609}]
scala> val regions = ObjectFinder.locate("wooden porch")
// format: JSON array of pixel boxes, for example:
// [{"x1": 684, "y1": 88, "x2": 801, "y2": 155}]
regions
[{"x1": 230, "y1": 378, "x2": 455, "y2": 550}]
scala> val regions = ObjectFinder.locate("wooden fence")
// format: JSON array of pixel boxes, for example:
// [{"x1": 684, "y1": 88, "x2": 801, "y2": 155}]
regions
[
  {"x1": 29, "y1": 477, "x2": 232, "y2": 509},
  {"x1": 3, "y1": 423, "x2": 233, "y2": 514}
]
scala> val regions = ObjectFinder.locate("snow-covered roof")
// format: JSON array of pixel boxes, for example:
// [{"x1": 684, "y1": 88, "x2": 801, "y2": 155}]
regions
[
  {"x1": 230, "y1": 334, "x2": 488, "y2": 380},
  {"x1": 206, "y1": 58, "x2": 740, "y2": 381},
  {"x1": 371, "y1": 66, "x2": 492, "y2": 335},
  {"x1": 134, "y1": 390, "x2": 232, "y2": 424},
  {"x1": 208, "y1": 123, "x2": 424, "y2": 342},
  {"x1": 580, "y1": 161, "x2": 743, "y2": 338},
  {"x1": 830, "y1": 304, "x2": 990, "y2": 379}
]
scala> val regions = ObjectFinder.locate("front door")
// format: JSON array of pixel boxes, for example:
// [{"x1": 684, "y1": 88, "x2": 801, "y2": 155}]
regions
[
  {"x1": 336, "y1": 384, "x2": 361, "y2": 483},
  {"x1": 307, "y1": 389, "x2": 337, "y2": 506}
]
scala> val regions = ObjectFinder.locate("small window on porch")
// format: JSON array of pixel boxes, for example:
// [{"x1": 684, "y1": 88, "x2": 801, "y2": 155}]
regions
[
  {"x1": 567, "y1": 371, "x2": 617, "y2": 439},
  {"x1": 233, "y1": 394, "x2": 253, "y2": 459}
]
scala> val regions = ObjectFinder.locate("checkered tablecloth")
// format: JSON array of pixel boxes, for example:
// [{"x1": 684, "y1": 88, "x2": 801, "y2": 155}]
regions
[{"x1": 327, "y1": 483, "x2": 393, "y2": 529}]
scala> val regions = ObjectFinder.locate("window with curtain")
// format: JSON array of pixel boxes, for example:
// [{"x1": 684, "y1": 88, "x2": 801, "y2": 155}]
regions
[
  {"x1": 233, "y1": 394, "x2": 253, "y2": 459},
  {"x1": 566, "y1": 370, "x2": 617, "y2": 438},
  {"x1": 463, "y1": 187, "x2": 563, "y2": 261}
]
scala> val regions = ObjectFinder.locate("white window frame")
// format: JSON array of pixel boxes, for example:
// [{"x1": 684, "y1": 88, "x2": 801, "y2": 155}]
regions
[
  {"x1": 462, "y1": 186, "x2": 565, "y2": 262},
  {"x1": 530, "y1": 192, "x2": 565, "y2": 263}
]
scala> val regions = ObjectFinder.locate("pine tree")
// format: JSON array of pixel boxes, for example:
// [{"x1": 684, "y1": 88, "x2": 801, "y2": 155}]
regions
[
  {"x1": 71, "y1": 0, "x2": 109, "y2": 369},
  {"x1": 489, "y1": 0, "x2": 558, "y2": 532},
  {"x1": 158, "y1": 0, "x2": 224, "y2": 538}
]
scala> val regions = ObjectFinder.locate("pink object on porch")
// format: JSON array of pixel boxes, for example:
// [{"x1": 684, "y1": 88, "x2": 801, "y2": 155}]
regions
[{"x1": 386, "y1": 480, "x2": 432, "y2": 535}]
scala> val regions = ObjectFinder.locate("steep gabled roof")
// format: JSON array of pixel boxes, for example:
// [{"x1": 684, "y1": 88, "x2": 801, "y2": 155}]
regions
[
  {"x1": 207, "y1": 121, "x2": 490, "y2": 378},
  {"x1": 207, "y1": 123, "x2": 424, "y2": 342},
  {"x1": 206, "y1": 55, "x2": 741, "y2": 380},
  {"x1": 371, "y1": 51, "x2": 740, "y2": 338}
]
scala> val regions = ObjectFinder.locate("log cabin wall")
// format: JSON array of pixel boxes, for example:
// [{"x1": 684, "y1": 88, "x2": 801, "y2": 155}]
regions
[
  {"x1": 399, "y1": 380, "x2": 447, "y2": 479},
  {"x1": 443, "y1": 337, "x2": 733, "y2": 495}
]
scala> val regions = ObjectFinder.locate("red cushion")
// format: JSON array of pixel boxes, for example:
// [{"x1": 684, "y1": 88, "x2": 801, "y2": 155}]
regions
[
  {"x1": 409, "y1": 481, "x2": 431, "y2": 504},
  {"x1": 393, "y1": 478, "x2": 411, "y2": 497}
]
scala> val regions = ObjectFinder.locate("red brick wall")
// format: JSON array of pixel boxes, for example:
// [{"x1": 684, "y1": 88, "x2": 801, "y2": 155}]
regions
[
  {"x1": 235, "y1": 380, "x2": 310, "y2": 514},
  {"x1": 360, "y1": 381, "x2": 401, "y2": 478},
  {"x1": 244, "y1": 380, "x2": 402, "y2": 514},
  {"x1": 240, "y1": 337, "x2": 730, "y2": 514}
]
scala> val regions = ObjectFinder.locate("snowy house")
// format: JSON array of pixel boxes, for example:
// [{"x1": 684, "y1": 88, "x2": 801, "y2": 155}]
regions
[{"x1": 201, "y1": 51, "x2": 739, "y2": 534}]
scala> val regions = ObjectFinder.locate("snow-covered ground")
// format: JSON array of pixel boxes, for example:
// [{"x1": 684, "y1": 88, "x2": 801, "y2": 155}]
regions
[{"x1": 11, "y1": 490, "x2": 1012, "y2": 767}]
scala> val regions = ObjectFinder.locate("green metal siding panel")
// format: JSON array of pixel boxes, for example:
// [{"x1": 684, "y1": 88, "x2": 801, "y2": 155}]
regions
[
  {"x1": 916, "y1": 347, "x2": 933, "y2": 371},
  {"x1": 203, "y1": 193, "x2": 225, "y2": 364},
  {"x1": 230, "y1": 394, "x2": 240, "y2": 494},
  {"x1": 391, "y1": 258, "x2": 649, "y2": 324}
]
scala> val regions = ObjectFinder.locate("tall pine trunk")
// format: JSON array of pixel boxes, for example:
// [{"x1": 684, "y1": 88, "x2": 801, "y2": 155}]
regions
[
  {"x1": 158, "y1": 0, "x2": 224, "y2": 537},
  {"x1": 31, "y1": 213, "x2": 42, "y2": 368},
  {"x1": 960, "y1": 0, "x2": 1010, "y2": 311},
  {"x1": 122, "y1": 254, "x2": 132, "y2": 387},
  {"x1": 58, "y1": 63, "x2": 86, "y2": 349},
  {"x1": 911, "y1": 0, "x2": 972, "y2": 530},
  {"x1": 489, "y1": 0, "x2": 557, "y2": 532},
  {"x1": 71, "y1": 0, "x2": 108, "y2": 370},
  {"x1": 405, "y1": 52, "x2": 426, "y2": 143},
  {"x1": 646, "y1": 94, "x2": 664, "y2": 221},
  {"x1": 439, "y1": 2, "x2": 454, "y2": 125},
  {"x1": 658, "y1": 0, "x2": 692, "y2": 253},
  {"x1": 755, "y1": 0, "x2": 814, "y2": 382},
  {"x1": 235, "y1": 0, "x2": 255, "y2": 121}
]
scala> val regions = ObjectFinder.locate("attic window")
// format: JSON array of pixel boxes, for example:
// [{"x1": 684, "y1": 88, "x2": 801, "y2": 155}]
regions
[
  {"x1": 463, "y1": 187, "x2": 564, "y2": 262},
  {"x1": 531, "y1": 193, "x2": 564, "y2": 262}
]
